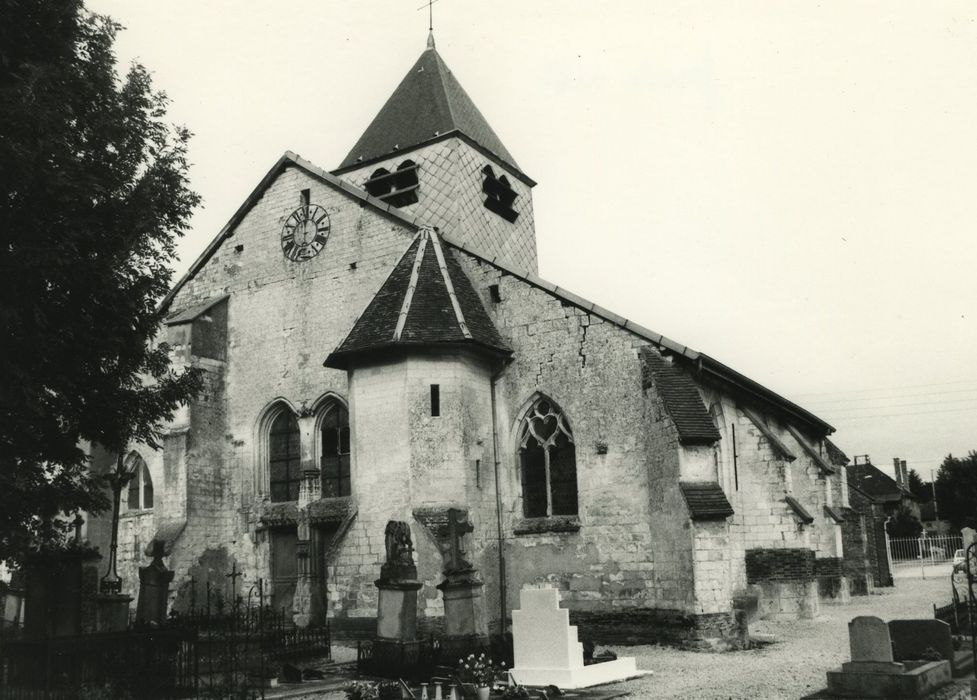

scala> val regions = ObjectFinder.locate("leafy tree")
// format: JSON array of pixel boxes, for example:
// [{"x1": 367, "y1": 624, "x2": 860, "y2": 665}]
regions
[
  {"x1": 935, "y1": 452, "x2": 977, "y2": 531},
  {"x1": 0, "y1": 1, "x2": 201, "y2": 562},
  {"x1": 886, "y1": 503, "x2": 923, "y2": 539},
  {"x1": 908, "y1": 468, "x2": 931, "y2": 503}
]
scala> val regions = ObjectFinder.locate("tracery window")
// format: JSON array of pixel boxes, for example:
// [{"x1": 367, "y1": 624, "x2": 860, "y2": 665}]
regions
[
  {"x1": 269, "y1": 411, "x2": 302, "y2": 502},
  {"x1": 125, "y1": 454, "x2": 154, "y2": 511},
  {"x1": 320, "y1": 405, "x2": 351, "y2": 497},
  {"x1": 518, "y1": 397, "x2": 577, "y2": 517}
]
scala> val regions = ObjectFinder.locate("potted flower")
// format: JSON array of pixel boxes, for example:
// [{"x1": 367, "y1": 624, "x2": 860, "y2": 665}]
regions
[
  {"x1": 457, "y1": 653, "x2": 504, "y2": 700},
  {"x1": 344, "y1": 681, "x2": 380, "y2": 700}
]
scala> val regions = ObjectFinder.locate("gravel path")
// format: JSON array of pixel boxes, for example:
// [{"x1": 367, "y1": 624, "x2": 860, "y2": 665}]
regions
[
  {"x1": 277, "y1": 577, "x2": 957, "y2": 700},
  {"x1": 613, "y1": 577, "x2": 952, "y2": 699}
]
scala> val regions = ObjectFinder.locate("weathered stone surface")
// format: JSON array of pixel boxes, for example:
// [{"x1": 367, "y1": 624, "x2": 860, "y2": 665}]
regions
[
  {"x1": 850, "y1": 616, "x2": 895, "y2": 662},
  {"x1": 890, "y1": 619, "x2": 954, "y2": 665}
]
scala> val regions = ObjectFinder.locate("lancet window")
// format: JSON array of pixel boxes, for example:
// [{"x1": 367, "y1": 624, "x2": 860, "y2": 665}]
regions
[
  {"x1": 320, "y1": 405, "x2": 351, "y2": 497},
  {"x1": 125, "y1": 453, "x2": 154, "y2": 511},
  {"x1": 269, "y1": 411, "x2": 302, "y2": 502},
  {"x1": 518, "y1": 397, "x2": 577, "y2": 517}
]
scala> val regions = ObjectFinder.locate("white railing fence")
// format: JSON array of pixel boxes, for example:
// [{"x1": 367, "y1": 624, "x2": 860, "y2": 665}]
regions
[{"x1": 886, "y1": 532, "x2": 963, "y2": 577}]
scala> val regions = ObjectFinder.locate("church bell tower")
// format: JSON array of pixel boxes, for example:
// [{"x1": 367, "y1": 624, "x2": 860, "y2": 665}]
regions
[{"x1": 332, "y1": 33, "x2": 539, "y2": 273}]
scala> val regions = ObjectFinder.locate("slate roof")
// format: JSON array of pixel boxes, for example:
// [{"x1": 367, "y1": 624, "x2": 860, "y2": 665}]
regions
[
  {"x1": 335, "y1": 37, "x2": 524, "y2": 179},
  {"x1": 164, "y1": 295, "x2": 228, "y2": 325},
  {"x1": 680, "y1": 482, "x2": 735, "y2": 520},
  {"x1": 640, "y1": 347, "x2": 721, "y2": 445},
  {"x1": 324, "y1": 229, "x2": 511, "y2": 369},
  {"x1": 785, "y1": 495, "x2": 815, "y2": 524},
  {"x1": 847, "y1": 462, "x2": 913, "y2": 503}
]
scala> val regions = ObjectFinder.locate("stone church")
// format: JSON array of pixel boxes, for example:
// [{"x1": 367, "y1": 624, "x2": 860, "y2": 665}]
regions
[{"x1": 91, "y1": 33, "x2": 869, "y2": 646}]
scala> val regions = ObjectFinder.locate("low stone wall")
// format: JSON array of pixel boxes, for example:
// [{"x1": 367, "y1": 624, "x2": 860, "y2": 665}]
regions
[
  {"x1": 745, "y1": 548, "x2": 819, "y2": 619},
  {"x1": 570, "y1": 608, "x2": 748, "y2": 650},
  {"x1": 814, "y1": 556, "x2": 847, "y2": 600}
]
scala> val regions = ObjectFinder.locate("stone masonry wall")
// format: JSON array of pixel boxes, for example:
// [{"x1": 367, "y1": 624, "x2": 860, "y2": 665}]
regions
[
  {"x1": 160, "y1": 165, "x2": 421, "y2": 613},
  {"x1": 454, "y1": 251, "x2": 698, "y2": 622}
]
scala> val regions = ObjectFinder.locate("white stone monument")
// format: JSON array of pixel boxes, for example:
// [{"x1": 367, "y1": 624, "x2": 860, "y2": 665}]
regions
[{"x1": 509, "y1": 587, "x2": 651, "y2": 689}]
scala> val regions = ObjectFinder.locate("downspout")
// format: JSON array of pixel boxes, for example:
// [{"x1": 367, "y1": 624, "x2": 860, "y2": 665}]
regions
[{"x1": 490, "y1": 362, "x2": 507, "y2": 633}]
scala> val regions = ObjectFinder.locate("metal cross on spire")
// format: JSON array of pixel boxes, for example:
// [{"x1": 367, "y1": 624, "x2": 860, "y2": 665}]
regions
[{"x1": 417, "y1": 0, "x2": 441, "y2": 35}]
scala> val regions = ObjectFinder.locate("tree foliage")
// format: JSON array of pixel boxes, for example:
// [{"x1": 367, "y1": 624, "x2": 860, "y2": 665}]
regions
[
  {"x1": 935, "y1": 452, "x2": 977, "y2": 531},
  {"x1": 908, "y1": 468, "x2": 931, "y2": 503},
  {"x1": 0, "y1": 0, "x2": 201, "y2": 561},
  {"x1": 886, "y1": 503, "x2": 923, "y2": 539}
]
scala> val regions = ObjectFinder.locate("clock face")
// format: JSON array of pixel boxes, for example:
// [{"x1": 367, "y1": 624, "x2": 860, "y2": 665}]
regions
[{"x1": 281, "y1": 204, "x2": 330, "y2": 262}]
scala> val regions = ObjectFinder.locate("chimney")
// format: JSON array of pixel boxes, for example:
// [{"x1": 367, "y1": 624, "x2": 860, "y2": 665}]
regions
[
  {"x1": 901, "y1": 460, "x2": 908, "y2": 489},
  {"x1": 894, "y1": 458, "x2": 904, "y2": 487}
]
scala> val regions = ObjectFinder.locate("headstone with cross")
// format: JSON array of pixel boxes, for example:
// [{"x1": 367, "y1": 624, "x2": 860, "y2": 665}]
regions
[
  {"x1": 226, "y1": 562, "x2": 244, "y2": 603},
  {"x1": 136, "y1": 540, "x2": 174, "y2": 626},
  {"x1": 437, "y1": 508, "x2": 474, "y2": 575}
]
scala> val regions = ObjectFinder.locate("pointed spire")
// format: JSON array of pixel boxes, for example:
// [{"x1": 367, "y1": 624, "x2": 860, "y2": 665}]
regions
[
  {"x1": 427, "y1": 30, "x2": 436, "y2": 50},
  {"x1": 335, "y1": 45, "x2": 522, "y2": 175}
]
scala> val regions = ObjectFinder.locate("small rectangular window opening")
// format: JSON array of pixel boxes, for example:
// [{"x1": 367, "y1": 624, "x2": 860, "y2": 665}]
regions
[
  {"x1": 475, "y1": 459, "x2": 481, "y2": 488},
  {"x1": 489, "y1": 284, "x2": 501, "y2": 303},
  {"x1": 430, "y1": 384, "x2": 440, "y2": 417},
  {"x1": 300, "y1": 189, "x2": 310, "y2": 207}
]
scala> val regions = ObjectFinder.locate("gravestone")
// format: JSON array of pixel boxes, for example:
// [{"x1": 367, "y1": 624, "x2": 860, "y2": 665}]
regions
[
  {"x1": 136, "y1": 540, "x2": 175, "y2": 625},
  {"x1": 826, "y1": 615, "x2": 953, "y2": 698},
  {"x1": 889, "y1": 619, "x2": 969, "y2": 676},
  {"x1": 844, "y1": 616, "x2": 903, "y2": 673},
  {"x1": 435, "y1": 509, "x2": 489, "y2": 659},
  {"x1": 509, "y1": 587, "x2": 649, "y2": 689}
]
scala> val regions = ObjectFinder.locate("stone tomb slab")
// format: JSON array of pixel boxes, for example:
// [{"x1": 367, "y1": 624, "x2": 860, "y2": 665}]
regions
[
  {"x1": 509, "y1": 587, "x2": 651, "y2": 690},
  {"x1": 889, "y1": 620, "x2": 954, "y2": 667}
]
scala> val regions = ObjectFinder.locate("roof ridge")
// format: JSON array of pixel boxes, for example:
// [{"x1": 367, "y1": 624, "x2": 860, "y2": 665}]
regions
[
  {"x1": 428, "y1": 228, "x2": 472, "y2": 339},
  {"x1": 431, "y1": 50, "x2": 458, "y2": 132},
  {"x1": 393, "y1": 232, "x2": 428, "y2": 342}
]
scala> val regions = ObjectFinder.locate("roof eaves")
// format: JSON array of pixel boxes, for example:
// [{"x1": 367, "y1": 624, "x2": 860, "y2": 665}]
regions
[
  {"x1": 331, "y1": 129, "x2": 536, "y2": 188},
  {"x1": 696, "y1": 354, "x2": 835, "y2": 436},
  {"x1": 680, "y1": 482, "x2": 735, "y2": 521},
  {"x1": 739, "y1": 405, "x2": 797, "y2": 462},
  {"x1": 785, "y1": 424, "x2": 836, "y2": 475},
  {"x1": 439, "y1": 233, "x2": 701, "y2": 363}
]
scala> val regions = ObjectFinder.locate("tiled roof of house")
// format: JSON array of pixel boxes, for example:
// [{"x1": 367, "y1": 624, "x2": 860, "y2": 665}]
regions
[
  {"x1": 847, "y1": 463, "x2": 911, "y2": 503},
  {"x1": 324, "y1": 229, "x2": 511, "y2": 369},
  {"x1": 680, "y1": 482, "x2": 734, "y2": 520},
  {"x1": 640, "y1": 347, "x2": 721, "y2": 446},
  {"x1": 335, "y1": 37, "x2": 524, "y2": 179}
]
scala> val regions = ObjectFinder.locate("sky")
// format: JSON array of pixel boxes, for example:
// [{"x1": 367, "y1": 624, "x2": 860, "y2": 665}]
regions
[{"x1": 85, "y1": 0, "x2": 977, "y2": 480}]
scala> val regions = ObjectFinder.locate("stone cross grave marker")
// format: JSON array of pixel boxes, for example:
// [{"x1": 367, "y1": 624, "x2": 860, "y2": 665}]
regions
[{"x1": 437, "y1": 508, "x2": 473, "y2": 574}]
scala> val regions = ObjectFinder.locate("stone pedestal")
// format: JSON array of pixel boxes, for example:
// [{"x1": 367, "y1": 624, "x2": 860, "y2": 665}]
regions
[
  {"x1": 96, "y1": 593, "x2": 133, "y2": 632},
  {"x1": 377, "y1": 580, "x2": 423, "y2": 640},
  {"x1": 437, "y1": 573, "x2": 489, "y2": 658},
  {"x1": 136, "y1": 542, "x2": 174, "y2": 626}
]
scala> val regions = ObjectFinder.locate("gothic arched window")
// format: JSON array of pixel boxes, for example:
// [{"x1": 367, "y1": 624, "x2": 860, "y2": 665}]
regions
[
  {"x1": 518, "y1": 397, "x2": 577, "y2": 517},
  {"x1": 320, "y1": 404, "x2": 351, "y2": 497},
  {"x1": 125, "y1": 453, "x2": 154, "y2": 511},
  {"x1": 269, "y1": 411, "x2": 301, "y2": 502}
]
